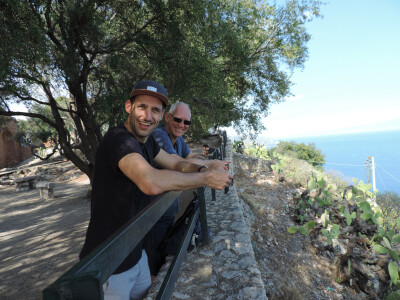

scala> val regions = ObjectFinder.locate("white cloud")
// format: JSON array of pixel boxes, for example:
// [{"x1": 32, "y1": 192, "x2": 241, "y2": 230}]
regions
[{"x1": 261, "y1": 105, "x2": 400, "y2": 138}]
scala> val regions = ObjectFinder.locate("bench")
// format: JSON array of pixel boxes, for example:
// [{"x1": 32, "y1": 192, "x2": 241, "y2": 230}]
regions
[
  {"x1": 14, "y1": 175, "x2": 41, "y2": 192},
  {"x1": 36, "y1": 181, "x2": 55, "y2": 200}
]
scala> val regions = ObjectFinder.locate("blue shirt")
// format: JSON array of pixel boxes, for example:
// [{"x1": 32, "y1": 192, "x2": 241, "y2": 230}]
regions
[
  {"x1": 152, "y1": 125, "x2": 190, "y2": 158},
  {"x1": 151, "y1": 125, "x2": 191, "y2": 218}
]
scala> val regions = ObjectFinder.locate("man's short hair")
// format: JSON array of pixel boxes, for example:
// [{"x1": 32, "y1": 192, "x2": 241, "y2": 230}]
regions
[{"x1": 169, "y1": 102, "x2": 191, "y2": 117}]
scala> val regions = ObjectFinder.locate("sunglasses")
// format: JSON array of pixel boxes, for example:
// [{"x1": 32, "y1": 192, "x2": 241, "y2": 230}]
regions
[{"x1": 169, "y1": 113, "x2": 191, "y2": 125}]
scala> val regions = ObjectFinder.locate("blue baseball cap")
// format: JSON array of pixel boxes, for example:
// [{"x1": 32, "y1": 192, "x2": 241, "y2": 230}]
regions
[{"x1": 130, "y1": 80, "x2": 169, "y2": 106}]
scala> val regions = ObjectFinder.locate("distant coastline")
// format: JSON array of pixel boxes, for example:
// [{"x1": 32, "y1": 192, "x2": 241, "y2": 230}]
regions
[{"x1": 234, "y1": 129, "x2": 400, "y2": 194}]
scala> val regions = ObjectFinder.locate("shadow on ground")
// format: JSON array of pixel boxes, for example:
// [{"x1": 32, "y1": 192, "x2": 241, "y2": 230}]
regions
[{"x1": 0, "y1": 179, "x2": 90, "y2": 300}]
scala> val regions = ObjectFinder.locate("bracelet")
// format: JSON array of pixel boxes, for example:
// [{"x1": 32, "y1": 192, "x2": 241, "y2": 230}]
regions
[{"x1": 198, "y1": 165, "x2": 208, "y2": 172}]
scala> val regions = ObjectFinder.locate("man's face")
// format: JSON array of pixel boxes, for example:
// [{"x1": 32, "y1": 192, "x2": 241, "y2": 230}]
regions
[
  {"x1": 125, "y1": 95, "x2": 164, "y2": 143},
  {"x1": 165, "y1": 104, "x2": 191, "y2": 140}
]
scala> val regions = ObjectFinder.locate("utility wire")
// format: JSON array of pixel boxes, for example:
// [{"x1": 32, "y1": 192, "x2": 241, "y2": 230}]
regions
[
  {"x1": 324, "y1": 162, "x2": 364, "y2": 167},
  {"x1": 304, "y1": 159, "x2": 364, "y2": 167},
  {"x1": 375, "y1": 167, "x2": 388, "y2": 191},
  {"x1": 375, "y1": 163, "x2": 400, "y2": 185},
  {"x1": 270, "y1": 152, "x2": 398, "y2": 186}
]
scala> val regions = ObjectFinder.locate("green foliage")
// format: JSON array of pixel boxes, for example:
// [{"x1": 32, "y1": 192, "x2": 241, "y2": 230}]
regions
[
  {"x1": 319, "y1": 210, "x2": 341, "y2": 246},
  {"x1": 239, "y1": 139, "x2": 399, "y2": 297},
  {"x1": 288, "y1": 220, "x2": 316, "y2": 236},
  {"x1": 308, "y1": 173, "x2": 334, "y2": 207},
  {"x1": 272, "y1": 141, "x2": 325, "y2": 168},
  {"x1": 289, "y1": 171, "x2": 384, "y2": 249},
  {"x1": 242, "y1": 136, "x2": 399, "y2": 296},
  {"x1": 344, "y1": 211, "x2": 357, "y2": 226},
  {"x1": 377, "y1": 191, "x2": 400, "y2": 231},
  {"x1": 15, "y1": 104, "x2": 58, "y2": 146},
  {"x1": 348, "y1": 259, "x2": 351, "y2": 274},
  {"x1": 321, "y1": 224, "x2": 341, "y2": 245},
  {"x1": 352, "y1": 178, "x2": 378, "y2": 200},
  {"x1": 269, "y1": 149, "x2": 285, "y2": 174},
  {"x1": 386, "y1": 290, "x2": 400, "y2": 300},
  {"x1": 0, "y1": 0, "x2": 323, "y2": 177},
  {"x1": 366, "y1": 223, "x2": 400, "y2": 290},
  {"x1": 244, "y1": 143, "x2": 270, "y2": 160},
  {"x1": 0, "y1": 115, "x2": 10, "y2": 129}
]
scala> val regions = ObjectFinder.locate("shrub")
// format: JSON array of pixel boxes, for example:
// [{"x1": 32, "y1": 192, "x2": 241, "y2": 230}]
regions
[
  {"x1": 280, "y1": 156, "x2": 315, "y2": 187},
  {"x1": 244, "y1": 143, "x2": 270, "y2": 160},
  {"x1": 377, "y1": 191, "x2": 400, "y2": 231},
  {"x1": 272, "y1": 141, "x2": 325, "y2": 168}
]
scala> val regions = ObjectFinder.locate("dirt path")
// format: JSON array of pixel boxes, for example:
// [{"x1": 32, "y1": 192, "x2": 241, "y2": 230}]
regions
[{"x1": 0, "y1": 176, "x2": 90, "y2": 300}]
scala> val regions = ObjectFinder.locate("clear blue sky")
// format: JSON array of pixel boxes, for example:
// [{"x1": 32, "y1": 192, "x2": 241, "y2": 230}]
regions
[{"x1": 256, "y1": 0, "x2": 400, "y2": 139}]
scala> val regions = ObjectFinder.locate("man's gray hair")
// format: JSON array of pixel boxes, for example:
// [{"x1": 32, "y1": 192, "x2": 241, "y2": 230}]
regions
[{"x1": 169, "y1": 102, "x2": 191, "y2": 117}]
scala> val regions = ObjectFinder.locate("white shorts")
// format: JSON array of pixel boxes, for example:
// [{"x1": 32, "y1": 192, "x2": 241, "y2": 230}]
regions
[{"x1": 103, "y1": 250, "x2": 151, "y2": 300}]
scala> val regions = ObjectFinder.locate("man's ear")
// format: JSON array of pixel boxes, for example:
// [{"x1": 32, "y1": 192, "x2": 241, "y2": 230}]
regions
[{"x1": 125, "y1": 99, "x2": 132, "y2": 114}]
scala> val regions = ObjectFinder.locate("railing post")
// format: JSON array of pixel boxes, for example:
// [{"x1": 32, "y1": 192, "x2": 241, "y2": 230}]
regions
[
  {"x1": 223, "y1": 131, "x2": 227, "y2": 159},
  {"x1": 210, "y1": 150, "x2": 217, "y2": 201},
  {"x1": 156, "y1": 208, "x2": 200, "y2": 300},
  {"x1": 197, "y1": 187, "x2": 210, "y2": 245},
  {"x1": 156, "y1": 187, "x2": 210, "y2": 299}
]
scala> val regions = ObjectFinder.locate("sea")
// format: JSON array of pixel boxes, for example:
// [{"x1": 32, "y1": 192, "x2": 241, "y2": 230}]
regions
[{"x1": 256, "y1": 129, "x2": 400, "y2": 195}]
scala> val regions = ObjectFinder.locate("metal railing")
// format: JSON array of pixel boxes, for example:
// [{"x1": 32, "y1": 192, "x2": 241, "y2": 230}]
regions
[
  {"x1": 208, "y1": 130, "x2": 228, "y2": 199},
  {"x1": 43, "y1": 131, "x2": 227, "y2": 299}
]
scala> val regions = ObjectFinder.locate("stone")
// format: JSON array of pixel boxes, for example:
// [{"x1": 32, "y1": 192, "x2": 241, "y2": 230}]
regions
[
  {"x1": 332, "y1": 239, "x2": 349, "y2": 255},
  {"x1": 36, "y1": 181, "x2": 55, "y2": 200},
  {"x1": 14, "y1": 175, "x2": 41, "y2": 191},
  {"x1": 171, "y1": 292, "x2": 190, "y2": 299},
  {"x1": 239, "y1": 287, "x2": 268, "y2": 300},
  {"x1": 220, "y1": 250, "x2": 235, "y2": 258}
]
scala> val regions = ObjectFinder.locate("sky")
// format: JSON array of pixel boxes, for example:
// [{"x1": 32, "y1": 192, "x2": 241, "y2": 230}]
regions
[{"x1": 233, "y1": 0, "x2": 400, "y2": 139}]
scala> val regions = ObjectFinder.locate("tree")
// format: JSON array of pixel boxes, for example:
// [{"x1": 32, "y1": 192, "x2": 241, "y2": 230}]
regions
[{"x1": 0, "y1": 0, "x2": 322, "y2": 181}]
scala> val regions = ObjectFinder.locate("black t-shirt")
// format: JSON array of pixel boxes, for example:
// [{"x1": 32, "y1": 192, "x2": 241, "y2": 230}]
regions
[{"x1": 79, "y1": 125, "x2": 160, "y2": 274}]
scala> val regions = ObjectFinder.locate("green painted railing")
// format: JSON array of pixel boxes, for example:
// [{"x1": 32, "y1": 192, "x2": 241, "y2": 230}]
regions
[{"x1": 43, "y1": 131, "x2": 227, "y2": 299}]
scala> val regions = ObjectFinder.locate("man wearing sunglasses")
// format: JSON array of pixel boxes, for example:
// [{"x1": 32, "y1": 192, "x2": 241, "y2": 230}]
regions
[
  {"x1": 80, "y1": 81, "x2": 233, "y2": 299},
  {"x1": 153, "y1": 102, "x2": 227, "y2": 166},
  {"x1": 146, "y1": 102, "x2": 229, "y2": 279}
]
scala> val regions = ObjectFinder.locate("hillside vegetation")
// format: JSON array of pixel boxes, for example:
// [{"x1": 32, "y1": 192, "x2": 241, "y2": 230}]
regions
[{"x1": 234, "y1": 140, "x2": 400, "y2": 300}]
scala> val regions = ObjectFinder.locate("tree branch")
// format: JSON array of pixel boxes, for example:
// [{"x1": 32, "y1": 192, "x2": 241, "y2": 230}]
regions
[{"x1": 0, "y1": 110, "x2": 57, "y2": 128}]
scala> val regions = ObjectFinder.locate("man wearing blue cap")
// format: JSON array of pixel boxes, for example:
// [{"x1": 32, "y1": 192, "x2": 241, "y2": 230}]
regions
[{"x1": 79, "y1": 80, "x2": 233, "y2": 299}]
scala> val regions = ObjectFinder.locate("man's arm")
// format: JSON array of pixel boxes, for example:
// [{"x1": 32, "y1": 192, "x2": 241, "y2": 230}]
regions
[
  {"x1": 118, "y1": 149, "x2": 232, "y2": 196},
  {"x1": 182, "y1": 152, "x2": 230, "y2": 171},
  {"x1": 187, "y1": 152, "x2": 207, "y2": 160}
]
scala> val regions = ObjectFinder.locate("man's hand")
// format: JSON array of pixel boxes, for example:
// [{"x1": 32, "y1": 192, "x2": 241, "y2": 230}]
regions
[
  {"x1": 206, "y1": 159, "x2": 230, "y2": 171},
  {"x1": 203, "y1": 169, "x2": 234, "y2": 190}
]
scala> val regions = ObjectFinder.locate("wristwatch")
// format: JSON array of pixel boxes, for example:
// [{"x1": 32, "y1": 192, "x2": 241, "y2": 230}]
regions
[{"x1": 198, "y1": 165, "x2": 208, "y2": 172}]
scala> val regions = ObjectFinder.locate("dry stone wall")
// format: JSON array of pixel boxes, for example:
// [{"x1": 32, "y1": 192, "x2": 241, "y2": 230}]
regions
[{"x1": 146, "y1": 140, "x2": 268, "y2": 300}]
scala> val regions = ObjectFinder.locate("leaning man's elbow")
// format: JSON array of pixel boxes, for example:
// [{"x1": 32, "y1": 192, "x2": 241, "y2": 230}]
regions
[{"x1": 141, "y1": 183, "x2": 163, "y2": 196}]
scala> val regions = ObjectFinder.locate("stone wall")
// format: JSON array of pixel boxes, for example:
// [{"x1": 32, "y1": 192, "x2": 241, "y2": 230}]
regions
[
  {"x1": 146, "y1": 139, "x2": 268, "y2": 300},
  {"x1": 0, "y1": 119, "x2": 32, "y2": 168}
]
